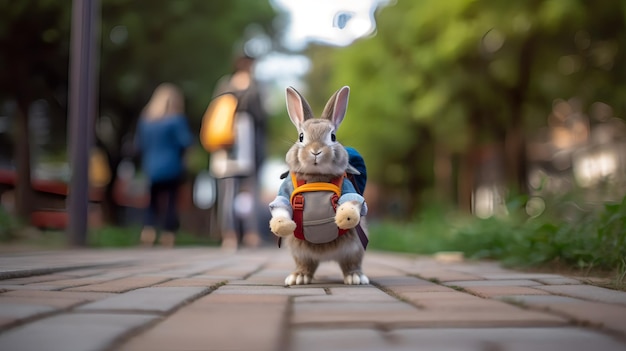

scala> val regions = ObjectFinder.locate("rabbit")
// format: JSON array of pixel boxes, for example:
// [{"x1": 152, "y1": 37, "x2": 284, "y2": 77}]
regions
[{"x1": 269, "y1": 85, "x2": 369, "y2": 286}]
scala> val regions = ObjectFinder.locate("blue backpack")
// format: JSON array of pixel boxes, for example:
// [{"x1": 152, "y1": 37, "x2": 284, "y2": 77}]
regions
[{"x1": 344, "y1": 146, "x2": 366, "y2": 195}]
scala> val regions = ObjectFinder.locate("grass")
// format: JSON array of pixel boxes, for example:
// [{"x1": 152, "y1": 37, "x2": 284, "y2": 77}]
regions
[
  {"x1": 369, "y1": 196, "x2": 626, "y2": 289},
  {"x1": 88, "y1": 225, "x2": 219, "y2": 247},
  {"x1": 0, "y1": 206, "x2": 22, "y2": 242},
  {"x1": 0, "y1": 207, "x2": 219, "y2": 250}
]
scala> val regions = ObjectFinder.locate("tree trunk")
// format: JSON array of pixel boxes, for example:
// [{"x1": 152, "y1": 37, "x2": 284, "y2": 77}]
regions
[
  {"x1": 14, "y1": 98, "x2": 33, "y2": 220},
  {"x1": 433, "y1": 144, "x2": 452, "y2": 204},
  {"x1": 100, "y1": 151, "x2": 120, "y2": 224},
  {"x1": 505, "y1": 36, "x2": 534, "y2": 194},
  {"x1": 504, "y1": 127, "x2": 527, "y2": 193},
  {"x1": 457, "y1": 151, "x2": 474, "y2": 213},
  {"x1": 404, "y1": 127, "x2": 431, "y2": 216}
]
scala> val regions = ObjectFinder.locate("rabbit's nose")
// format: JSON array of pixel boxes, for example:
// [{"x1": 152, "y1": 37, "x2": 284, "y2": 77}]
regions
[{"x1": 311, "y1": 151, "x2": 322, "y2": 156}]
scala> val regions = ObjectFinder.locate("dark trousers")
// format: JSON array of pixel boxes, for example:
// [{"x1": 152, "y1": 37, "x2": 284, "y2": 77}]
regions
[{"x1": 144, "y1": 178, "x2": 181, "y2": 232}]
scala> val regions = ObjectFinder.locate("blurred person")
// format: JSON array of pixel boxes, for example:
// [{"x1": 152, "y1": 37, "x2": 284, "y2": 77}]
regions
[
  {"x1": 205, "y1": 55, "x2": 268, "y2": 251},
  {"x1": 135, "y1": 83, "x2": 193, "y2": 247}
]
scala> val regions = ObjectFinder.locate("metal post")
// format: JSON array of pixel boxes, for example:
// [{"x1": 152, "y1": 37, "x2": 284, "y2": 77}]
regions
[{"x1": 67, "y1": 0, "x2": 100, "y2": 246}]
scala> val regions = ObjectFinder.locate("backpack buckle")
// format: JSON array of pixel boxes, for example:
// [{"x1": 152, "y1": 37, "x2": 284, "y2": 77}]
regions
[{"x1": 293, "y1": 194, "x2": 304, "y2": 210}]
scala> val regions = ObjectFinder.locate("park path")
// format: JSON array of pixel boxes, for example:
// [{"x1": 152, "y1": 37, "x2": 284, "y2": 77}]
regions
[{"x1": 0, "y1": 247, "x2": 625, "y2": 351}]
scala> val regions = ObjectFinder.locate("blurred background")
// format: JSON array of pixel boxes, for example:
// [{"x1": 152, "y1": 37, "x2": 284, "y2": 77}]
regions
[{"x1": 0, "y1": 0, "x2": 624, "y2": 277}]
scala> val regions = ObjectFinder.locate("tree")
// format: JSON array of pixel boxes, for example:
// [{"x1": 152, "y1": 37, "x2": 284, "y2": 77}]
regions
[
  {"x1": 307, "y1": 0, "x2": 626, "y2": 217},
  {"x1": 0, "y1": 0, "x2": 276, "y2": 223},
  {"x1": 0, "y1": 0, "x2": 71, "y2": 218}
]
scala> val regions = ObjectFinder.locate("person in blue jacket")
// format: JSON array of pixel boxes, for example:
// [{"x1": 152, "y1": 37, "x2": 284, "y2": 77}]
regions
[{"x1": 135, "y1": 83, "x2": 193, "y2": 247}]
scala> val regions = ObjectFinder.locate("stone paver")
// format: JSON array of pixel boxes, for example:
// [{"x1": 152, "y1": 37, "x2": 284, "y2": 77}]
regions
[
  {"x1": 79, "y1": 286, "x2": 209, "y2": 313},
  {"x1": 292, "y1": 327, "x2": 626, "y2": 351},
  {"x1": 444, "y1": 279, "x2": 541, "y2": 287},
  {"x1": 0, "y1": 274, "x2": 76, "y2": 285},
  {"x1": 213, "y1": 285, "x2": 327, "y2": 296},
  {"x1": 394, "y1": 327, "x2": 626, "y2": 351},
  {"x1": 536, "y1": 284, "x2": 626, "y2": 305},
  {"x1": 461, "y1": 285, "x2": 551, "y2": 298},
  {"x1": 534, "y1": 277, "x2": 582, "y2": 285},
  {"x1": 0, "y1": 312, "x2": 157, "y2": 351},
  {"x1": 477, "y1": 273, "x2": 563, "y2": 280},
  {"x1": 119, "y1": 294, "x2": 289, "y2": 351},
  {"x1": 0, "y1": 302, "x2": 56, "y2": 325},
  {"x1": 412, "y1": 269, "x2": 485, "y2": 282},
  {"x1": 155, "y1": 277, "x2": 224, "y2": 287},
  {"x1": 65, "y1": 276, "x2": 172, "y2": 293},
  {"x1": 502, "y1": 294, "x2": 626, "y2": 335},
  {"x1": 0, "y1": 248, "x2": 624, "y2": 351}
]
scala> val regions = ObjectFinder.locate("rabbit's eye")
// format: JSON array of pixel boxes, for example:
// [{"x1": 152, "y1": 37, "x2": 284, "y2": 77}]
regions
[
  {"x1": 299, "y1": 133, "x2": 304, "y2": 142},
  {"x1": 331, "y1": 133, "x2": 336, "y2": 142}
]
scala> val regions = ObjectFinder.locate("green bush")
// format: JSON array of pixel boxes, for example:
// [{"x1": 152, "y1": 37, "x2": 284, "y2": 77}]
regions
[
  {"x1": 370, "y1": 196, "x2": 626, "y2": 273},
  {"x1": 88, "y1": 226, "x2": 142, "y2": 247},
  {"x1": 88, "y1": 225, "x2": 218, "y2": 248},
  {"x1": 0, "y1": 206, "x2": 20, "y2": 241},
  {"x1": 0, "y1": 219, "x2": 219, "y2": 248}
]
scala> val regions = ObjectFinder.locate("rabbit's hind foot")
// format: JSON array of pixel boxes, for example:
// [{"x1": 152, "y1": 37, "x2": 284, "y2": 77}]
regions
[
  {"x1": 285, "y1": 272, "x2": 313, "y2": 286},
  {"x1": 344, "y1": 272, "x2": 369, "y2": 285}
]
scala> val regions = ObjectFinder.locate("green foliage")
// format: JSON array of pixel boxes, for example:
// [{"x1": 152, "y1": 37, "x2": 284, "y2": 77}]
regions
[
  {"x1": 368, "y1": 206, "x2": 457, "y2": 253},
  {"x1": 0, "y1": 224, "x2": 218, "y2": 248},
  {"x1": 100, "y1": 0, "x2": 276, "y2": 126},
  {"x1": 185, "y1": 143, "x2": 210, "y2": 174},
  {"x1": 87, "y1": 225, "x2": 142, "y2": 247},
  {"x1": 370, "y1": 196, "x2": 626, "y2": 273},
  {"x1": 88, "y1": 226, "x2": 216, "y2": 248},
  {"x1": 88, "y1": 225, "x2": 218, "y2": 247},
  {"x1": 0, "y1": 206, "x2": 20, "y2": 241},
  {"x1": 456, "y1": 198, "x2": 626, "y2": 271},
  {"x1": 0, "y1": 0, "x2": 277, "y2": 165},
  {"x1": 307, "y1": 0, "x2": 626, "y2": 213}
]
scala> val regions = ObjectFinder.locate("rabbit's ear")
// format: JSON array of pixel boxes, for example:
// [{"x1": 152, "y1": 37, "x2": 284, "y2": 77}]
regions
[
  {"x1": 286, "y1": 86, "x2": 314, "y2": 127},
  {"x1": 321, "y1": 86, "x2": 350, "y2": 129}
]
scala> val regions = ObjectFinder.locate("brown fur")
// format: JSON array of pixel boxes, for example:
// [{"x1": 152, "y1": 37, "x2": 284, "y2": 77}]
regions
[
  {"x1": 284, "y1": 229, "x2": 365, "y2": 280},
  {"x1": 278, "y1": 86, "x2": 368, "y2": 285}
]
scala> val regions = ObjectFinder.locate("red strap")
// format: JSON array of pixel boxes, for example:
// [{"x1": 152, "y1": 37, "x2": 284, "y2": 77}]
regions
[{"x1": 292, "y1": 194, "x2": 305, "y2": 240}]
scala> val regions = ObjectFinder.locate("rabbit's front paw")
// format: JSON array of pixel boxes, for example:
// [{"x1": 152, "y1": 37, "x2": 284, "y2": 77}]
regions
[
  {"x1": 335, "y1": 202, "x2": 361, "y2": 230},
  {"x1": 270, "y1": 216, "x2": 296, "y2": 237},
  {"x1": 285, "y1": 272, "x2": 312, "y2": 285},
  {"x1": 344, "y1": 272, "x2": 369, "y2": 285}
]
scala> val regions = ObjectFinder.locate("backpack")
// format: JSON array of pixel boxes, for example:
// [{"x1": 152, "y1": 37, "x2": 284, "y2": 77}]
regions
[
  {"x1": 277, "y1": 147, "x2": 369, "y2": 249},
  {"x1": 200, "y1": 92, "x2": 238, "y2": 152},
  {"x1": 344, "y1": 146, "x2": 366, "y2": 195},
  {"x1": 290, "y1": 173, "x2": 349, "y2": 244}
]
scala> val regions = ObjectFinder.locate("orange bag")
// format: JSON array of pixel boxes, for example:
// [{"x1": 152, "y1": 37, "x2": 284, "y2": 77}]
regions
[{"x1": 200, "y1": 93, "x2": 238, "y2": 152}]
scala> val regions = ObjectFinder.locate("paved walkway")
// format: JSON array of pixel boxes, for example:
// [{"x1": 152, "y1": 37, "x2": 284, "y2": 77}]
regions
[{"x1": 0, "y1": 247, "x2": 625, "y2": 351}]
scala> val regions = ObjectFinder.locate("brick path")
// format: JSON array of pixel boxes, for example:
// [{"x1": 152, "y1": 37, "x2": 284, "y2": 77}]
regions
[{"x1": 0, "y1": 247, "x2": 625, "y2": 351}]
